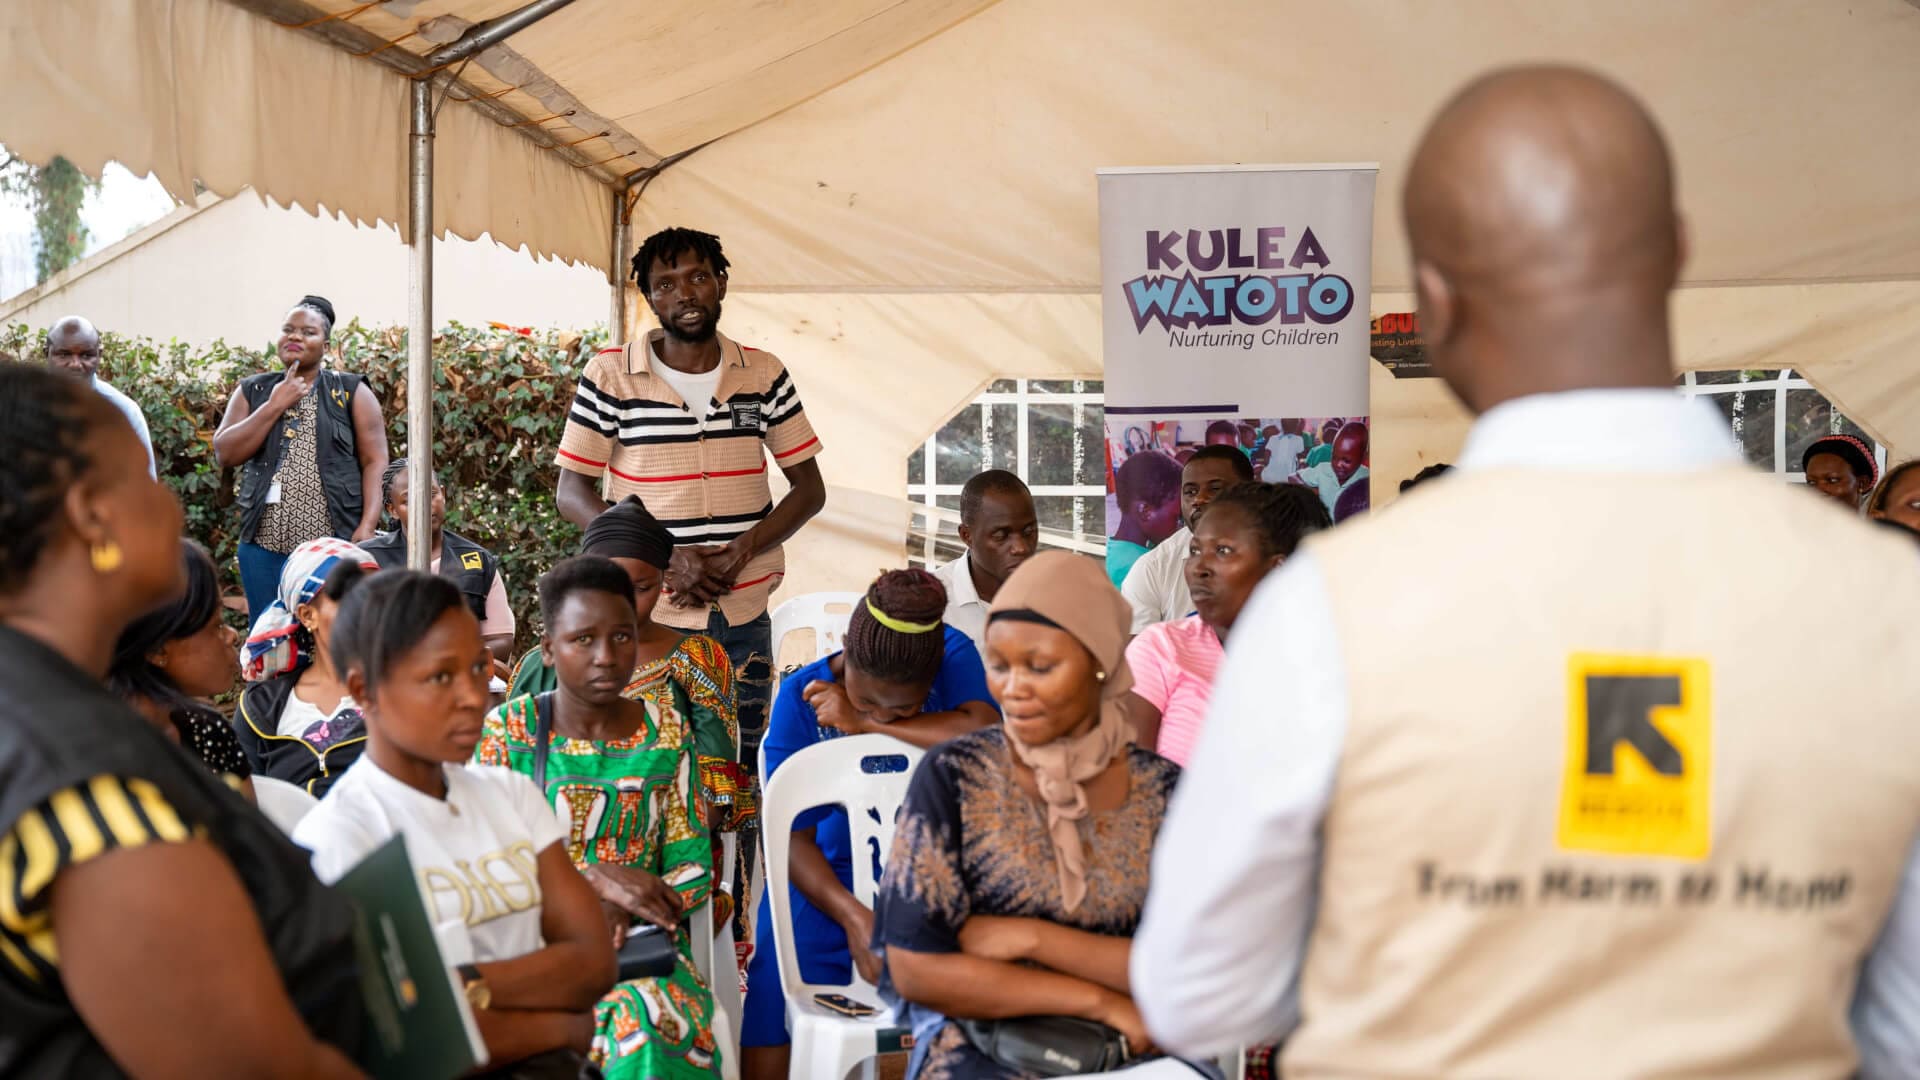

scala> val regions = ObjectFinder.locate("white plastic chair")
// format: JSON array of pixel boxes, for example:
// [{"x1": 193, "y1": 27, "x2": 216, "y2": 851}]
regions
[
  {"x1": 762, "y1": 733, "x2": 924, "y2": 1080},
  {"x1": 253, "y1": 775, "x2": 319, "y2": 835},
  {"x1": 769, "y1": 592, "x2": 862, "y2": 690},
  {"x1": 689, "y1": 901, "x2": 741, "y2": 1080}
]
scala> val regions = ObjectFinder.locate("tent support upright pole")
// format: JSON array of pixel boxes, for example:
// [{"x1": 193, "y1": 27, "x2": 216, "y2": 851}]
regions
[
  {"x1": 405, "y1": 77, "x2": 435, "y2": 571},
  {"x1": 610, "y1": 181, "x2": 630, "y2": 347}
]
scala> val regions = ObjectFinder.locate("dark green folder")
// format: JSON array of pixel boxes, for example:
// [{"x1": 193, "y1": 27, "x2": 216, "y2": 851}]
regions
[{"x1": 335, "y1": 834, "x2": 487, "y2": 1080}]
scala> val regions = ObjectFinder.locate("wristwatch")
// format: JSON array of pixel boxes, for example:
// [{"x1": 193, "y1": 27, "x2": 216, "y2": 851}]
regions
[{"x1": 457, "y1": 963, "x2": 491, "y2": 1010}]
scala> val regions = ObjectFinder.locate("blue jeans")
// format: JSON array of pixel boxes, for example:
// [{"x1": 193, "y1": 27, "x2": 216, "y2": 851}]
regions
[
  {"x1": 706, "y1": 609, "x2": 773, "y2": 765},
  {"x1": 237, "y1": 543, "x2": 291, "y2": 624}
]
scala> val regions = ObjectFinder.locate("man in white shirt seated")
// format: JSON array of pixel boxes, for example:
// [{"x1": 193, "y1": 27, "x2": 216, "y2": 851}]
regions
[
  {"x1": 45, "y1": 315, "x2": 155, "y2": 478},
  {"x1": 931, "y1": 469, "x2": 1036, "y2": 649},
  {"x1": 1123, "y1": 445, "x2": 1253, "y2": 634}
]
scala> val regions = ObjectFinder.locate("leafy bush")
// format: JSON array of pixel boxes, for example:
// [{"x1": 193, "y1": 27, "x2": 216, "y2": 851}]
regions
[{"x1": 0, "y1": 320, "x2": 606, "y2": 656}]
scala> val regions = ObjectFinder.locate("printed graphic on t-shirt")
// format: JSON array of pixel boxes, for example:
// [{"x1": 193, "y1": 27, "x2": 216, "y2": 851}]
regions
[
  {"x1": 1557, "y1": 653, "x2": 1712, "y2": 860},
  {"x1": 301, "y1": 704, "x2": 365, "y2": 752}
]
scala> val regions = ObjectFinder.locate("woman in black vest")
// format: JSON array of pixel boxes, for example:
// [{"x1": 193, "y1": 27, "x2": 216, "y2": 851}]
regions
[
  {"x1": 0, "y1": 365, "x2": 363, "y2": 1077},
  {"x1": 214, "y1": 294, "x2": 390, "y2": 622},
  {"x1": 360, "y1": 456, "x2": 516, "y2": 662}
]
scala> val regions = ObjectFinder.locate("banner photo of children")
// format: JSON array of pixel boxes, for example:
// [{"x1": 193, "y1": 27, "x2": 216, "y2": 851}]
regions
[{"x1": 1103, "y1": 414, "x2": 1370, "y2": 587}]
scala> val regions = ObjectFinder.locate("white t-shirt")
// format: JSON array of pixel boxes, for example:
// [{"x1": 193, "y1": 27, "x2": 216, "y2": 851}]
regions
[
  {"x1": 653, "y1": 358, "x2": 725, "y2": 416},
  {"x1": 277, "y1": 687, "x2": 358, "y2": 739},
  {"x1": 294, "y1": 757, "x2": 566, "y2": 965},
  {"x1": 1261, "y1": 433, "x2": 1307, "y2": 482},
  {"x1": 1122, "y1": 525, "x2": 1195, "y2": 634}
]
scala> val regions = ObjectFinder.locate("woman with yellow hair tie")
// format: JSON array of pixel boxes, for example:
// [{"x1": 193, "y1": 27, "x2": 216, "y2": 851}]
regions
[{"x1": 738, "y1": 568, "x2": 999, "y2": 1080}]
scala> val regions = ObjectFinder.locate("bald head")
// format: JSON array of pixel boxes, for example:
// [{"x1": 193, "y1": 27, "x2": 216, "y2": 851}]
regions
[
  {"x1": 1405, "y1": 67, "x2": 1683, "y2": 413},
  {"x1": 45, "y1": 316, "x2": 103, "y2": 380}
]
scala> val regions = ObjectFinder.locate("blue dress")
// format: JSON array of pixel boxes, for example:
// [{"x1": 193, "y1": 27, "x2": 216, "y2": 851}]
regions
[{"x1": 741, "y1": 625, "x2": 996, "y2": 1047}]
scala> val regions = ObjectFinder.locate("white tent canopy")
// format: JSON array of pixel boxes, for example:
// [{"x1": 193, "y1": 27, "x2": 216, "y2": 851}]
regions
[{"x1": 6, "y1": 0, "x2": 1920, "y2": 586}]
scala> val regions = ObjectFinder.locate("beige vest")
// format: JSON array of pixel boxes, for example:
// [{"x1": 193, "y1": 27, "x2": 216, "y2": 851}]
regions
[{"x1": 1285, "y1": 466, "x2": 1920, "y2": 1080}]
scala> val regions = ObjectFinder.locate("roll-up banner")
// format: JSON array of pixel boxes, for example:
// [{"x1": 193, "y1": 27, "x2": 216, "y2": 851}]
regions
[{"x1": 1098, "y1": 164, "x2": 1378, "y2": 587}]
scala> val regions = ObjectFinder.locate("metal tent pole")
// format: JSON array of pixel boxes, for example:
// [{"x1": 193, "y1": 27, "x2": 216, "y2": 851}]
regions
[
  {"x1": 406, "y1": 77, "x2": 436, "y2": 571},
  {"x1": 402, "y1": 0, "x2": 580, "y2": 570},
  {"x1": 610, "y1": 181, "x2": 631, "y2": 347}
]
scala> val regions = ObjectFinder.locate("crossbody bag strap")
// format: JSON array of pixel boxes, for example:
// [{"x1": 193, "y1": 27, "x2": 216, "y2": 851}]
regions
[{"x1": 532, "y1": 692, "x2": 555, "y2": 792}]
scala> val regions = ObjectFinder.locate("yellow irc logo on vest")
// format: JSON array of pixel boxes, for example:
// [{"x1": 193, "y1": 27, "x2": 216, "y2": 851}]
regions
[
  {"x1": 1558, "y1": 653, "x2": 1712, "y2": 860},
  {"x1": 461, "y1": 551, "x2": 484, "y2": 571}
]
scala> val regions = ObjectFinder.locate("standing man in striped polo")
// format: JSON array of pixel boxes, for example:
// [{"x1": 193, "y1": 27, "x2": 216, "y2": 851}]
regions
[{"x1": 556, "y1": 227, "x2": 826, "y2": 760}]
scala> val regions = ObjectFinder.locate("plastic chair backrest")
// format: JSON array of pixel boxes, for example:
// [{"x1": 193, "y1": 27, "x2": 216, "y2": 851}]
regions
[
  {"x1": 254, "y1": 775, "x2": 320, "y2": 835},
  {"x1": 762, "y1": 733, "x2": 924, "y2": 1003},
  {"x1": 770, "y1": 592, "x2": 862, "y2": 672}
]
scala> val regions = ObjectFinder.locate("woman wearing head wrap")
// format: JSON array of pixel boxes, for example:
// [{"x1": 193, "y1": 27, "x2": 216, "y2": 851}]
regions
[
  {"x1": 213, "y1": 294, "x2": 390, "y2": 621},
  {"x1": 740, "y1": 568, "x2": 1000, "y2": 1079},
  {"x1": 234, "y1": 537, "x2": 378, "y2": 796},
  {"x1": 870, "y1": 551, "x2": 1185, "y2": 1079}
]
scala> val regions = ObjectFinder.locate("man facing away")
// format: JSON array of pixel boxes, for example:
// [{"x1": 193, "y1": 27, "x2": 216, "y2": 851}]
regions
[
  {"x1": 45, "y1": 316, "x2": 155, "y2": 478},
  {"x1": 1134, "y1": 66, "x2": 1920, "y2": 1079},
  {"x1": 1122, "y1": 445, "x2": 1253, "y2": 634},
  {"x1": 556, "y1": 227, "x2": 826, "y2": 757},
  {"x1": 933, "y1": 470, "x2": 1037, "y2": 650}
]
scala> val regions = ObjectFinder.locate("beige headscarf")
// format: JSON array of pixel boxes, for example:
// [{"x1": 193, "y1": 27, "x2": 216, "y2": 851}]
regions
[{"x1": 988, "y1": 550, "x2": 1134, "y2": 912}]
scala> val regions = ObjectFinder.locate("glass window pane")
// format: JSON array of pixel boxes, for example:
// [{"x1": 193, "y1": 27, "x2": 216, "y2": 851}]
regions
[
  {"x1": 934, "y1": 405, "x2": 983, "y2": 485},
  {"x1": 1029, "y1": 404, "x2": 1091, "y2": 486},
  {"x1": 907, "y1": 444, "x2": 926, "y2": 485},
  {"x1": 1691, "y1": 368, "x2": 1780, "y2": 385},
  {"x1": 987, "y1": 378, "x2": 1019, "y2": 394},
  {"x1": 1786, "y1": 389, "x2": 1874, "y2": 473},
  {"x1": 985, "y1": 403, "x2": 1018, "y2": 473},
  {"x1": 1031, "y1": 379, "x2": 1097, "y2": 395},
  {"x1": 1702, "y1": 388, "x2": 1775, "y2": 471}
]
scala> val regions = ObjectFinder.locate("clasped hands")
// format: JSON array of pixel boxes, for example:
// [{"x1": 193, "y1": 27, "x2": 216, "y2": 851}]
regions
[{"x1": 664, "y1": 542, "x2": 753, "y2": 608}]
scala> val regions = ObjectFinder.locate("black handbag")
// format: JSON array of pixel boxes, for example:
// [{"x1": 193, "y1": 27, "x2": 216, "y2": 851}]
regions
[
  {"x1": 957, "y1": 1016, "x2": 1131, "y2": 1076},
  {"x1": 531, "y1": 693, "x2": 679, "y2": 983}
]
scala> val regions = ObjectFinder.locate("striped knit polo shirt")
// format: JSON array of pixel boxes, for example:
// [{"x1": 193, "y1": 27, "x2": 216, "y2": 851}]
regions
[{"x1": 557, "y1": 329, "x2": 823, "y2": 629}]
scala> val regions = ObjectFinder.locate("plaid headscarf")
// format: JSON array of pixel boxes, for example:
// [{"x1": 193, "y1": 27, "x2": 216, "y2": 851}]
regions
[{"x1": 240, "y1": 537, "x2": 378, "y2": 682}]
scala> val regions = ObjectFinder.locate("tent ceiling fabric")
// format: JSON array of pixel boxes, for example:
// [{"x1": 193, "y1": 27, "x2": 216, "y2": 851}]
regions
[{"x1": 634, "y1": 0, "x2": 1920, "y2": 292}]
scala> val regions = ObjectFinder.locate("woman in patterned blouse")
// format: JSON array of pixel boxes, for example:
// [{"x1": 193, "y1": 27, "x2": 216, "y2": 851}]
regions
[
  {"x1": 107, "y1": 539, "x2": 253, "y2": 796},
  {"x1": 873, "y1": 551, "x2": 1189, "y2": 1079}
]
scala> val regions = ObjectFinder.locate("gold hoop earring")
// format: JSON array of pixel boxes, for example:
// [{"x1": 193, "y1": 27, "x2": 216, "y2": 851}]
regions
[{"x1": 90, "y1": 541, "x2": 123, "y2": 574}]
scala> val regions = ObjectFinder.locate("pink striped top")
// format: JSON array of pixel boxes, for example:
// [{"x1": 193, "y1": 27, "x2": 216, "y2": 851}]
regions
[{"x1": 1125, "y1": 615, "x2": 1225, "y2": 767}]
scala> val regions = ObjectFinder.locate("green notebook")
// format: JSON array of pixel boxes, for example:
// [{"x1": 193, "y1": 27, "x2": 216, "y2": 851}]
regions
[{"x1": 335, "y1": 834, "x2": 488, "y2": 1080}]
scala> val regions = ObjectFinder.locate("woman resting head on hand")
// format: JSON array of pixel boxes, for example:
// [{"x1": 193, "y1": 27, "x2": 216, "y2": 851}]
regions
[
  {"x1": 107, "y1": 539, "x2": 253, "y2": 795},
  {"x1": 741, "y1": 568, "x2": 1000, "y2": 1080},
  {"x1": 292, "y1": 569, "x2": 616, "y2": 1074},
  {"x1": 870, "y1": 551, "x2": 1186, "y2": 1079}
]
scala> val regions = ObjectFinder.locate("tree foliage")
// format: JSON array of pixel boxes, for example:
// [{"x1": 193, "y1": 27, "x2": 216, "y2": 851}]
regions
[
  {"x1": 0, "y1": 320, "x2": 604, "y2": 656},
  {"x1": 0, "y1": 154, "x2": 98, "y2": 283}
]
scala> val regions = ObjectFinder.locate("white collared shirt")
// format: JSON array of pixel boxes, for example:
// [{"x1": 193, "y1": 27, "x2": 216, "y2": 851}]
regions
[
  {"x1": 1133, "y1": 390, "x2": 1920, "y2": 1073},
  {"x1": 932, "y1": 550, "x2": 991, "y2": 651},
  {"x1": 1121, "y1": 525, "x2": 1194, "y2": 634},
  {"x1": 92, "y1": 376, "x2": 155, "y2": 478}
]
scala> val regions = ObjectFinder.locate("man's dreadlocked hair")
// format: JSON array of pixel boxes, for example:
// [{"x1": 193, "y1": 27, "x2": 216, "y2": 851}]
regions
[
  {"x1": 843, "y1": 569, "x2": 949, "y2": 686},
  {"x1": 631, "y1": 227, "x2": 730, "y2": 294},
  {"x1": 1205, "y1": 481, "x2": 1331, "y2": 561},
  {"x1": 0, "y1": 365, "x2": 116, "y2": 595}
]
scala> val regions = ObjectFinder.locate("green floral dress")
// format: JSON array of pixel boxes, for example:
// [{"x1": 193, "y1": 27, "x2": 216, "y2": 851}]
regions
[{"x1": 477, "y1": 694, "x2": 722, "y2": 1078}]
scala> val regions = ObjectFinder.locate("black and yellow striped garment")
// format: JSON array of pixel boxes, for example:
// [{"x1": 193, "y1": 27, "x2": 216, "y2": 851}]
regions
[{"x1": 0, "y1": 774, "x2": 192, "y2": 985}]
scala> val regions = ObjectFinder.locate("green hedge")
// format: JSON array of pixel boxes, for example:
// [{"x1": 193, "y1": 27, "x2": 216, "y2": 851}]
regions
[{"x1": 0, "y1": 321, "x2": 607, "y2": 656}]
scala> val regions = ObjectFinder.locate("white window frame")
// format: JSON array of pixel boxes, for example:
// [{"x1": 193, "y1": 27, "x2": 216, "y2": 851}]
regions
[
  {"x1": 907, "y1": 378, "x2": 1108, "y2": 563},
  {"x1": 1675, "y1": 368, "x2": 1887, "y2": 480}
]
